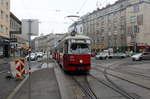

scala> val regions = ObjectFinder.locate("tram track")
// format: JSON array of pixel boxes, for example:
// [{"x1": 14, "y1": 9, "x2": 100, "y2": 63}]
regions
[
  {"x1": 93, "y1": 61, "x2": 150, "y2": 80},
  {"x1": 52, "y1": 58, "x2": 98, "y2": 99},
  {"x1": 70, "y1": 75, "x2": 98, "y2": 99},
  {"x1": 91, "y1": 60, "x2": 140, "y2": 99},
  {"x1": 89, "y1": 73, "x2": 137, "y2": 99},
  {"x1": 116, "y1": 69, "x2": 150, "y2": 80},
  {"x1": 52, "y1": 58, "x2": 148, "y2": 99},
  {"x1": 94, "y1": 63, "x2": 150, "y2": 80},
  {"x1": 92, "y1": 65, "x2": 150, "y2": 91},
  {"x1": 90, "y1": 61, "x2": 150, "y2": 99}
]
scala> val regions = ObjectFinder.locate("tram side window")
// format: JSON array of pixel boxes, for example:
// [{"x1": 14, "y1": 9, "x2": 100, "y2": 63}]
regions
[
  {"x1": 64, "y1": 41, "x2": 68, "y2": 54},
  {"x1": 60, "y1": 47, "x2": 63, "y2": 53}
]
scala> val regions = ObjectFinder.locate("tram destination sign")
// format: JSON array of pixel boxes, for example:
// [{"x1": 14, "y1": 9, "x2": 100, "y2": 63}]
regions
[{"x1": 71, "y1": 39, "x2": 90, "y2": 44}]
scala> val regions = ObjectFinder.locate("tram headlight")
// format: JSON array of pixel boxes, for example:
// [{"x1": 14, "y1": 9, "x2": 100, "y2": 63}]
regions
[{"x1": 79, "y1": 60, "x2": 83, "y2": 64}]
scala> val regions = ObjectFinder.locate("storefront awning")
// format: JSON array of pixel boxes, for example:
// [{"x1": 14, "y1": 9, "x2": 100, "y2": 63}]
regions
[{"x1": 0, "y1": 36, "x2": 10, "y2": 45}]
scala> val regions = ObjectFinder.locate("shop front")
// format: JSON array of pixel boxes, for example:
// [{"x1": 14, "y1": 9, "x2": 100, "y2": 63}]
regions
[{"x1": 0, "y1": 36, "x2": 10, "y2": 58}]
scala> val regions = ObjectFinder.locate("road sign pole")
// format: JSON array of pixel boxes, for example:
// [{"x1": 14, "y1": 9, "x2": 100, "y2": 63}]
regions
[{"x1": 28, "y1": 19, "x2": 32, "y2": 99}]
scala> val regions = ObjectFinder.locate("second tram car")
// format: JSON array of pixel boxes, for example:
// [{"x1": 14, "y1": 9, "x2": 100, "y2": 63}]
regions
[{"x1": 54, "y1": 35, "x2": 91, "y2": 72}]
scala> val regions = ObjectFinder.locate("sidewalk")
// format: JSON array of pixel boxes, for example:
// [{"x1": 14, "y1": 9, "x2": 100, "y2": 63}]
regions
[
  {"x1": 0, "y1": 57, "x2": 13, "y2": 65},
  {"x1": 10, "y1": 68, "x2": 61, "y2": 99},
  {"x1": 0, "y1": 56, "x2": 23, "y2": 72},
  {"x1": 0, "y1": 55, "x2": 22, "y2": 65}
]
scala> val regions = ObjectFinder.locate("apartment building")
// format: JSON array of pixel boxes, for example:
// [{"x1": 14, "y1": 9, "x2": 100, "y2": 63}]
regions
[
  {"x1": 126, "y1": 0, "x2": 150, "y2": 52},
  {"x1": 80, "y1": 0, "x2": 150, "y2": 52},
  {"x1": 10, "y1": 12, "x2": 28, "y2": 57},
  {"x1": 33, "y1": 33, "x2": 65, "y2": 53},
  {"x1": 0, "y1": 0, "x2": 10, "y2": 57}
]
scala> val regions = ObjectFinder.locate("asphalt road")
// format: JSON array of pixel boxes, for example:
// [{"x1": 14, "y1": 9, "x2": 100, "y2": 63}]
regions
[
  {"x1": 90, "y1": 57, "x2": 150, "y2": 99},
  {"x1": 55, "y1": 57, "x2": 150, "y2": 99}
]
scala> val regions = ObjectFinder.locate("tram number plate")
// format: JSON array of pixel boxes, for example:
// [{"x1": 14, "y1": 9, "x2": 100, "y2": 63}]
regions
[{"x1": 78, "y1": 67, "x2": 83, "y2": 70}]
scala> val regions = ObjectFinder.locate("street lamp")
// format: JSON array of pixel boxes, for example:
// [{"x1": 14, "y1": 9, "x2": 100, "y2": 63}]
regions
[
  {"x1": 133, "y1": 31, "x2": 137, "y2": 53},
  {"x1": 108, "y1": 32, "x2": 111, "y2": 48},
  {"x1": 114, "y1": 31, "x2": 117, "y2": 52}
]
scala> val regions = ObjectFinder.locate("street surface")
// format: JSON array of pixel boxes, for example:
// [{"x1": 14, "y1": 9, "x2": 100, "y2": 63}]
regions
[
  {"x1": 55, "y1": 57, "x2": 150, "y2": 99},
  {"x1": 0, "y1": 56, "x2": 150, "y2": 99},
  {"x1": 90, "y1": 57, "x2": 150, "y2": 99}
]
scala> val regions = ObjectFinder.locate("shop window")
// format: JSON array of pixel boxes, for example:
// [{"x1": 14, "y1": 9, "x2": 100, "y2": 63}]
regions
[{"x1": 0, "y1": 46, "x2": 3, "y2": 57}]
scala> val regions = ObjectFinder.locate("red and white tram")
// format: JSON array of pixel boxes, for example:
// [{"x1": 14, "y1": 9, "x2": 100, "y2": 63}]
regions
[{"x1": 53, "y1": 35, "x2": 91, "y2": 72}]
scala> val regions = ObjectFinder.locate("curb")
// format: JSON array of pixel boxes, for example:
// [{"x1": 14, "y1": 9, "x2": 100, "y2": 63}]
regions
[
  {"x1": 53, "y1": 59, "x2": 75, "y2": 99},
  {"x1": 6, "y1": 75, "x2": 29, "y2": 99}
]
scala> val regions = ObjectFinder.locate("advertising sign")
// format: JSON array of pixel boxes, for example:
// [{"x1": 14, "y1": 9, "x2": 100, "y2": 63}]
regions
[{"x1": 21, "y1": 19, "x2": 39, "y2": 40}]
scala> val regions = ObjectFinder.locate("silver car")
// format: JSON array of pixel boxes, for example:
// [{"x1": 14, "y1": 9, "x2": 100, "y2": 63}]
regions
[
  {"x1": 109, "y1": 53, "x2": 127, "y2": 59},
  {"x1": 26, "y1": 53, "x2": 38, "y2": 61},
  {"x1": 131, "y1": 52, "x2": 150, "y2": 61},
  {"x1": 95, "y1": 52, "x2": 109, "y2": 60}
]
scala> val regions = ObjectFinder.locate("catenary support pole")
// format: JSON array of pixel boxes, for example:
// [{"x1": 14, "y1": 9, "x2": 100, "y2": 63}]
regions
[{"x1": 28, "y1": 19, "x2": 32, "y2": 99}]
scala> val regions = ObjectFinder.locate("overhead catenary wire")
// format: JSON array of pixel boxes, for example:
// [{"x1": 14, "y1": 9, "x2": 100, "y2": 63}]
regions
[{"x1": 77, "y1": 0, "x2": 89, "y2": 14}]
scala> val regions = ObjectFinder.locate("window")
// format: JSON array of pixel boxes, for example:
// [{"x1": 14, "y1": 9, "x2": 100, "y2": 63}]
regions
[
  {"x1": 80, "y1": 27, "x2": 82, "y2": 32},
  {"x1": 143, "y1": 53, "x2": 149, "y2": 55},
  {"x1": 134, "y1": 25, "x2": 139, "y2": 33},
  {"x1": 6, "y1": 2, "x2": 9, "y2": 9},
  {"x1": 130, "y1": 16, "x2": 136, "y2": 23},
  {"x1": 6, "y1": 14, "x2": 8, "y2": 22},
  {"x1": 137, "y1": 15, "x2": 143, "y2": 25},
  {"x1": 96, "y1": 22, "x2": 99, "y2": 27},
  {"x1": 133, "y1": 5, "x2": 139, "y2": 13},
  {"x1": 0, "y1": 25, "x2": 4, "y2": 33},
  {"x1": 0, "y1": 10, "x2": 4, "y2": 19},
  {"x1": 0, "y1": 0, "x2": 4, "y2": 5},
  {"x1": 0, "y1": 46, "x2": 3, "y2": 56},
  {"x1": 96, "y1": 30, "x2": 99, "y2": 34},
  {"x1": 70, "y1": 43, "x2": 90, "y2": 54},
  {"x1": 101, "y1": 28, "x2": 104, "y2": 33},
  {"x1": 6, "y1": 27, "x2": 8, "y2": 33},
  {"x1": 3, "y1": 26, "x2": 5, "y2": 33},
  {"x1": 64, "y1": 41, "x2": 68, "y2": 53}
]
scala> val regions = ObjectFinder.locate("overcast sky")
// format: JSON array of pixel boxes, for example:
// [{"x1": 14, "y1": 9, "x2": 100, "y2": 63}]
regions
[{"x1": 10, "y1": 0, "x2": 117, "y2": 35}]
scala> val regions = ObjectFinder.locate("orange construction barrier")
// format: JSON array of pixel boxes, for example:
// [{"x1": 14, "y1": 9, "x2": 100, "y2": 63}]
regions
[{"x1": 15, "y1": 58, "x2": 26, "y2": 79}]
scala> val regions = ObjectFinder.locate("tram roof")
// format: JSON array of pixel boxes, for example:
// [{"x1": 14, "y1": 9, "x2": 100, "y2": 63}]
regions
[{"x1": 64, "y1": 35, "x2": 90, "y2": 40}]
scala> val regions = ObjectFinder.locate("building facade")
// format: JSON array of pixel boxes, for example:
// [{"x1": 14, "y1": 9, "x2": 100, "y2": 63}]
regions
[
  {"x1": 33, "y1": 33, "x2": 65, "y2": 54},
  {"x1": 126, "y1": 0, "x2": 150, "y2": 52},
  {"x1": 79, "y1": 0, "x2": 150, "y2": 52},
  {"x1": 10, "y1": 12, "x2": 28, "y2": 57},
  {"x1": 0, "y1": 0, "x2": 10, "y2": 57}
]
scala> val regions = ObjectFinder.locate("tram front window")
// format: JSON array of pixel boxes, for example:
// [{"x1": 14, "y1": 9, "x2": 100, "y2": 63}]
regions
[{"x1": 70, "y1": 43, "x2": 90, "y2": 54}]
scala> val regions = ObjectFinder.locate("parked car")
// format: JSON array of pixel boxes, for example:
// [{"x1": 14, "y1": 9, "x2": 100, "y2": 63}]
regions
[
  {"x1": 95, "y1": 52, "x2": 109, "y2": 60},
  {"x1": 36, "y1": 52, "x2": 43, "y2": 58},
  {"x1": 131, "y1": 52, "x2": 150, "y2": 61},
  {"x1": 109, "y1": 53, "x2": 127, "y2": 59},
  {"x1": 26, "y1": 53, "x2": 38, "y2": 61}
]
